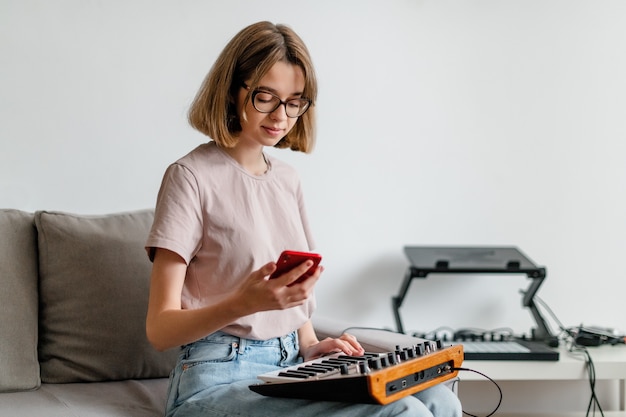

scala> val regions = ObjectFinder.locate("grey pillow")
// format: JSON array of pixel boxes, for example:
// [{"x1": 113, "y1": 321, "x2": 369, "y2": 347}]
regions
[
  {"x1": 0, "y1": 209, "x2": 41, "y2": 392},
  {"x1": 35, "y1": 210, "x2": 177, "y2": 383}
]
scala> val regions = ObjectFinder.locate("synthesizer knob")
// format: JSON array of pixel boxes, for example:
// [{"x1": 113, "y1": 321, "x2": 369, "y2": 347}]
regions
[
  {"x1": 368, "y1": 357, "x2": 382, "y2": 370},
  {"x1": 387, "y1": 352, "x2": 397, "y2": 365},
  {"x1": 436, "y1": 339, "x2": 443, "y2": 350},
  {"x1": 415, "y1": 343, "x2": 425, "y2": 356},
  {"x1": 406, "y1": 347, "x2": 416, "y2": 359},
  {"x1": 379, "y1": 356, "x2": 389, "y2": 368},
  {"x1": 358, "y1": 361, "x2": 369, "y2": 374}
]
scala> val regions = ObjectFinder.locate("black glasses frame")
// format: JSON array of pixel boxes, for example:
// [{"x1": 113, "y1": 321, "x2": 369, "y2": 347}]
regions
[{"x1": 242, "y1": 83, "x2": 311, "y2": 118}]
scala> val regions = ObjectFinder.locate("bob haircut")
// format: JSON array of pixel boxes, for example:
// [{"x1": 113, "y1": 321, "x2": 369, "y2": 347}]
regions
[{"x1": 188, "y1": 21, "x2": 317, "y2": 153}]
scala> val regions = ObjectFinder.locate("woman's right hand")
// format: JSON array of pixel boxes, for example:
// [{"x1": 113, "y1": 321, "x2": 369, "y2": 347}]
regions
[{"x1": 234, "y1": 260, "x2": 322, "y2": 315}]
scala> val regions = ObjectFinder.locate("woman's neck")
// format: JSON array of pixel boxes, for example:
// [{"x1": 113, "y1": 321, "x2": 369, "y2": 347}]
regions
[{"x1": 220, "y1": 143, "x2": 268, "y2": 176}]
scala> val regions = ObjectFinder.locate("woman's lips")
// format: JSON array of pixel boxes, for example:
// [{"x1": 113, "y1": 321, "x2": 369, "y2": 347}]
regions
[{"x1": 263, "y1": 126, "x2": 284, "y2": 137}]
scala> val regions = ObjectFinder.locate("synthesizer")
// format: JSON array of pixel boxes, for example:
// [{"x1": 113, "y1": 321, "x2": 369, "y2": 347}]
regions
[{"x1": 249, "y1": 341, "x2": 463, "y2": 405}]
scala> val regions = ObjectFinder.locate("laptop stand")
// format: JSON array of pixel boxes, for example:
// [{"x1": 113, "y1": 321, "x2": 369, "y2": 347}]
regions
[{"x1": 391, "y1": 246, "x2": 558, "y2": 347}]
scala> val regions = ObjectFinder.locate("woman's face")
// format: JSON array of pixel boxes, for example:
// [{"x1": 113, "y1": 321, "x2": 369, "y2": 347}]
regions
[{"x1": 236, "y1": 61, "x2": 306, "y2": 148}]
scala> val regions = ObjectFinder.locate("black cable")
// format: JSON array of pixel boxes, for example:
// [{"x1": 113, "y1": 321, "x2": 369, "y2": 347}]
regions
[
  {"x1": 531, "y1": 292, "x2": 567, "y2": 333},
  {"x1": 567, "y1": 343, "x2": 605, "y2": 417},
  {"x1": 531, "y1": 293, "x2": 606, "y2": 417},
  {"x1": 452, "y1": 367, "x2": 502, "y2": 417}
]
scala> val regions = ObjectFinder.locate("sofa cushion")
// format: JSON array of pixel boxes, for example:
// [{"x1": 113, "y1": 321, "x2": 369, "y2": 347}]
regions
[
  {"x1": 0, "y1": 379, "x2": 169, "y2": 417},
  {"x1": 0, "y1": 209, "x2": 41, "y2": 392},
  {"x1": 35, "y1": 210, "x2": 177, "y2": 383}
]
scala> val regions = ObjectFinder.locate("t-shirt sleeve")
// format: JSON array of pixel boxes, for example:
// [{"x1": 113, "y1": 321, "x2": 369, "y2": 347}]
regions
[{"x1": 146, "y1": 163, "x2": 203, "y2": 265}]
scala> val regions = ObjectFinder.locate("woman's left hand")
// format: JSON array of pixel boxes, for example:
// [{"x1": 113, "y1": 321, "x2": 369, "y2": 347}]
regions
[{"x1": 300, "y1": 333, "x2": 365, "y2": 361}]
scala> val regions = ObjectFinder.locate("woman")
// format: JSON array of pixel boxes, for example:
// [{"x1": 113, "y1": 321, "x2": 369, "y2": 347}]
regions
[{"x1": 145, "y1": 21, "x2": 462, "y2": 417}]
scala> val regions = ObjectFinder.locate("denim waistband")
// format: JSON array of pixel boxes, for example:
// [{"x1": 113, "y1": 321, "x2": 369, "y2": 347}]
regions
[{"x1": 198, "y1": 330, "x2": 298, "y2": 354}]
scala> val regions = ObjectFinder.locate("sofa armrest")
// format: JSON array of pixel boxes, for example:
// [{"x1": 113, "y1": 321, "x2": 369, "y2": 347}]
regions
[{"x1": 313, "y1": 316, "x2": 432, "y2": 352}]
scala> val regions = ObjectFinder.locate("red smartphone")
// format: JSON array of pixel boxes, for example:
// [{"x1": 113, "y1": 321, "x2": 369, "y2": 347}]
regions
[{"x1": 269, "y1": 250, "x2": 322, "y2": 283}]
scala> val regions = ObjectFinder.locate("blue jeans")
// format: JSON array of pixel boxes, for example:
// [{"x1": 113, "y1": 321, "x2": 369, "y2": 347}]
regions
[{"x1": 165, "y1": 331, "x2": 462, "y2": 417}]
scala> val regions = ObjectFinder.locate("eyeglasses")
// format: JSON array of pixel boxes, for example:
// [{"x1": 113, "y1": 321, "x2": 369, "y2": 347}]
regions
[{"x1": 242, "y1": 83, "x2": 311, "y2": 118}]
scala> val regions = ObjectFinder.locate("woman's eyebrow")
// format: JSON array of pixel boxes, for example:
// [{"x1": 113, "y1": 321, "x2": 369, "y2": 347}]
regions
[{"x1": 257, "y1": 85, "x2": 304, "y2": 97}]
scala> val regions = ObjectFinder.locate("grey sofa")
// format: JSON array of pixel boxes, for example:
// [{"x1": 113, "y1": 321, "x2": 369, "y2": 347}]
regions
[
  {"x1": 0, "y1": 209, "x2": 176, "y2": 416},
  {"x1": 0, "y1": 208, "x2": 454, "y2": 417}
]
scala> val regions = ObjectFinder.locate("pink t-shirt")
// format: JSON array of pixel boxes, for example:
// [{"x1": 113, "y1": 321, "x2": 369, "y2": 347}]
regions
[{"x1": 146, "y1": 141, "x2": 316, "y2": 340}]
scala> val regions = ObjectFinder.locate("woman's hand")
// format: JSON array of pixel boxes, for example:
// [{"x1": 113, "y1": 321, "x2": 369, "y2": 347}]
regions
[
  {"x1": 299, "y1": 333, "x2": 365, "y2": 362},
  {"x1": 234, "y1": 259, "x2": 322, "y2": 315}
]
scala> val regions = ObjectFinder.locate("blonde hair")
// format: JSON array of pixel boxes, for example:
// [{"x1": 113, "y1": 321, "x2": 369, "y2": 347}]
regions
[{"x1": 188, "y1": 22, "x2": 317, "y2": 153}]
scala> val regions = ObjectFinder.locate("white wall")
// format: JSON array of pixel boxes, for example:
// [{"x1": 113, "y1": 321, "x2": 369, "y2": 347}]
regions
[{"x1": 2, "y1": 0, "x2": 626, "y2": 410}]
